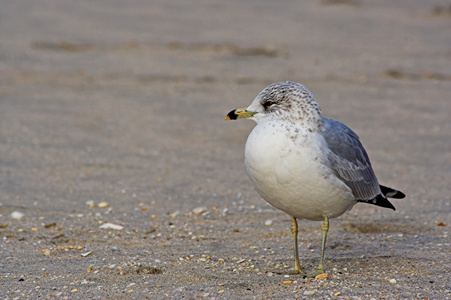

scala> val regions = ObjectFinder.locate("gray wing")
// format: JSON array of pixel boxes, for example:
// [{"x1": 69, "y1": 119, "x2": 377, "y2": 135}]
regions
[{"x1": 322, "y1": 118, "x2": 381, "y2": 201}]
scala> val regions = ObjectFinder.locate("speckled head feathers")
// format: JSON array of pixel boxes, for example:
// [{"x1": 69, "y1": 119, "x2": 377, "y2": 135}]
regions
[{"x1": 247, "y1": 81, "x2": 323, "y2": 129}]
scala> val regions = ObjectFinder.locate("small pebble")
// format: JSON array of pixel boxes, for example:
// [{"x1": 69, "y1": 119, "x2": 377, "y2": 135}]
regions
[
  {"x1": 98, "y1": 202, "x2": 108, "y2": 208},
  {"x1": 99, "y1": 223, "x2": 123, "y2": 230},
  {"x1": 389, "y1": 278, "x2": 397, "y2": 284},
  {"x1": 11, "y1": 211, "x2": 25, "y2": 220},
  {"x1": 170, "y1": 211, "x2": 179, "y2": 218},
  {"x1": 303, "y1": 290, "x2": 316, "y2": 296},
  {"x1": 71, "y1": 289, "x2": 78, "y2": 293},
  {"x1": 264, "y1": 220, "x2": 273, "y2": 226},
  {"x1": 192, "y1": 207, "x2": 207, "y2": 215},
  {"x1": 81, "y1": 251, "x2": 93, "y2": 257}
]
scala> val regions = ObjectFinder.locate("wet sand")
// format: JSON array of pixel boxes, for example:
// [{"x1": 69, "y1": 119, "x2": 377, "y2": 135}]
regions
[{"x1": 1, "y1": 0, "x2": 450, "y2": 298}]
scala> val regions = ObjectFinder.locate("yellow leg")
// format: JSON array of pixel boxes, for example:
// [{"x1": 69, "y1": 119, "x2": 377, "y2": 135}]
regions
[
  {"x1": 290, "y1": 217, "x2": 303, "y2": 273},
  {"x1": 306, "y1": 216, "x2": 329, "y2": 278}
]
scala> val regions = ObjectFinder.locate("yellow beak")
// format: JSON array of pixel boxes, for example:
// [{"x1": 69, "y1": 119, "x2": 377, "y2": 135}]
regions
[{"x1": 225, "y1": 107, "x2": 257, "y2": 120}]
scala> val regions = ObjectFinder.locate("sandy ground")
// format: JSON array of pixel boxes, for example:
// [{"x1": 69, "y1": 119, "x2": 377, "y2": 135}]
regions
[{"x1": 1, "y1": 0, "x2": 450, "y2": 299}]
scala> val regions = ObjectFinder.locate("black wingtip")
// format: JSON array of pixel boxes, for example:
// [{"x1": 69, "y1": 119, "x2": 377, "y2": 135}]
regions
[
  {"x1": 359, "y1": 185, "x2": 405, "y2": 211},
  {"x1": 380, "y1": 185, "x2": 405, "y2": 199},
  {"x1": 359, "y1": 195, "x2": 396, "y2": 211},
  {"x1": 376, "y1": 194, "x2": 397, "y2": 211},
  {"x1": 226, "y1": 109, "x2": 238, "y2": 120}
]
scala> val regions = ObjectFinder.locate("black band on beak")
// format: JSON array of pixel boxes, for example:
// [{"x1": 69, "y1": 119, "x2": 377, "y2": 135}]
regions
[{"x1": 226, "y1": 110, "x2": 238, "y2": 120}]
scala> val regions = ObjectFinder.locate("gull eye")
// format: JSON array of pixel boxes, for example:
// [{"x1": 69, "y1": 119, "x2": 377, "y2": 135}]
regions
[{"x1": 263, "y1": 101, "x2": 275, "y2": 108}]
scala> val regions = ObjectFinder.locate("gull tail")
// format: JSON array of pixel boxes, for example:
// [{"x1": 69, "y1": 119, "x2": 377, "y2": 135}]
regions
[{"x1": 359, "y1": 185, "x2": 405, "y2": 211}]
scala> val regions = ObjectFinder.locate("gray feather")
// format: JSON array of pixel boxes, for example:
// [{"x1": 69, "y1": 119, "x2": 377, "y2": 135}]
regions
[{"x1": 322, "y1": 118, "x2": 381, "y2": 201}]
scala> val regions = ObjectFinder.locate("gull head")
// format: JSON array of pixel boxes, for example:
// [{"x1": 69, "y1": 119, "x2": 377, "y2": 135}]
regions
[{"x1": 226, "y1": 81, "x2": 323, "y2": 129}]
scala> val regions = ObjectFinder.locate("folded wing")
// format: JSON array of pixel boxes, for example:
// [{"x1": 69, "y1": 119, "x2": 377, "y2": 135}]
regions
[{"x1": 322, "y1": 118, "x2": 396, "y2": 210}]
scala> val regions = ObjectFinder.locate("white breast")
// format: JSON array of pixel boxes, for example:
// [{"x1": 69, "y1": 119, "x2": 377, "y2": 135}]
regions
[{"x1": 244, "y1": 121, "x2": 356, "y2": 221}]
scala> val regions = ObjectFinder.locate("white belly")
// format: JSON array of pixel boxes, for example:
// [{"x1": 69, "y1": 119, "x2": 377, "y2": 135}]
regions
[{"x1": 244, "y1": 121, "x2": 356, "y2": 221}]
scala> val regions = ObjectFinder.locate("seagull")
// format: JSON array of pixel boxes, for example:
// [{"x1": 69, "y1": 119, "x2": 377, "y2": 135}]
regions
[{"x1": 225, "y1": 81, "x2": 405, "y2": 277}]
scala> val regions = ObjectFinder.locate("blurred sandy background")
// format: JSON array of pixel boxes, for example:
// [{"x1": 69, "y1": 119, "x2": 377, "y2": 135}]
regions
[{"x1": 1, "y1": 0, "x2": 450, "y2": 298}]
